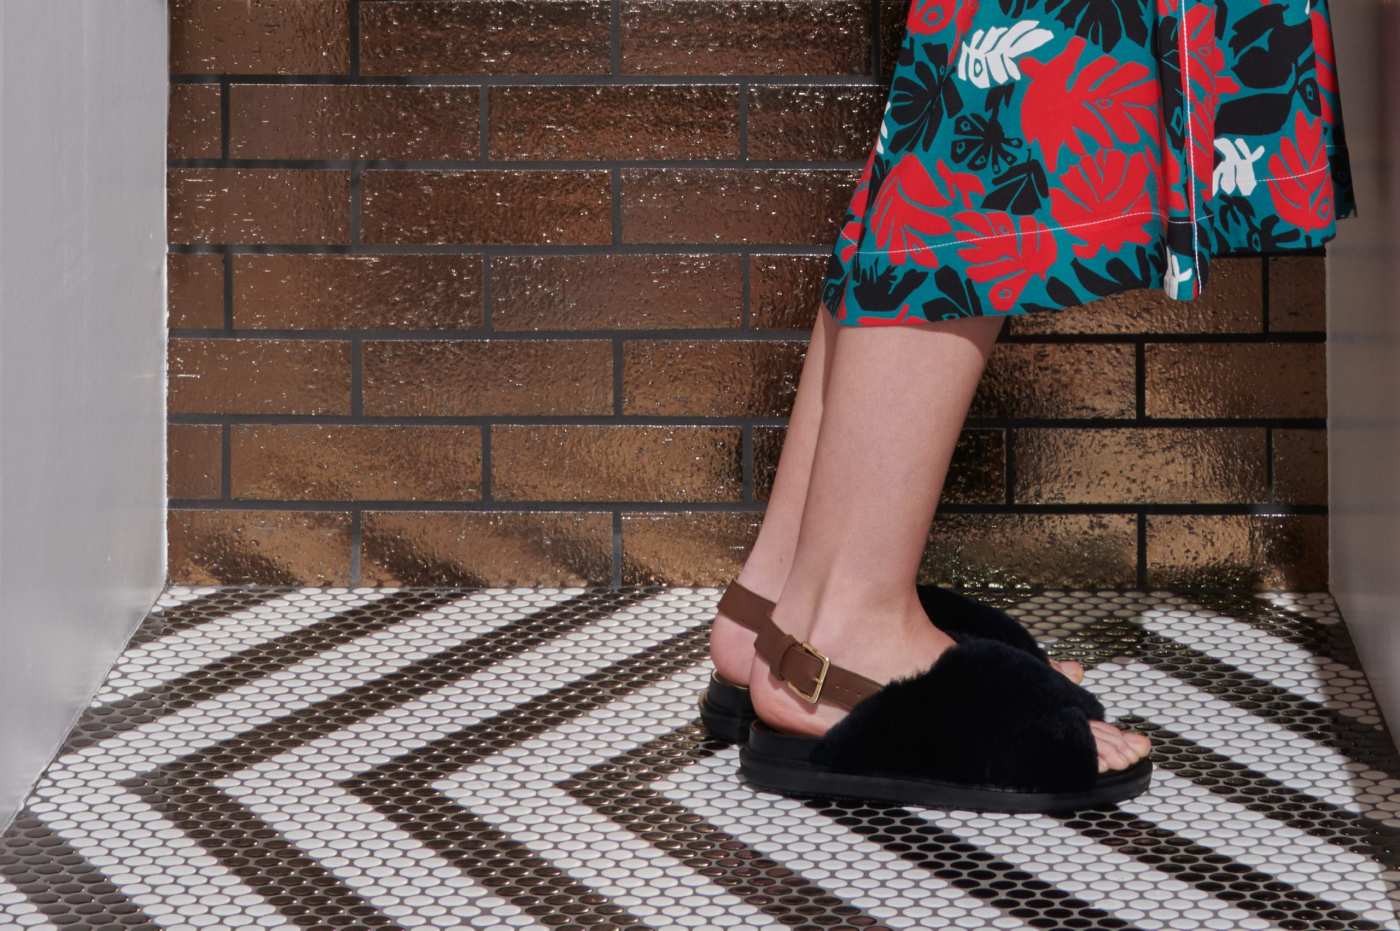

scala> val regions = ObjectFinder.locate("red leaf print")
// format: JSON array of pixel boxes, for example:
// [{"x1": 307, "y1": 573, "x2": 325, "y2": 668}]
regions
[
  {"x1": 1180, "y1": 4, "x2": 1240, "y2": 200},
  {"x1": 1268, "y1": 110, "x2": 1335, "y2": 232},
  {"x1": 837, "y1": 148, "x2": 879, "y2": 262},
  {"x1": 906, "y1": 0, "x2": 980, "y2": 63},
  {"x1": 1051, "y1": 149, "x2": 1155, "y2": 259},
  {"x1": 953, "y1": 212, "x2": 1058, "y2": 311},
  {"x1": 869, "y1": 157, "x2": 985, "y2": 267},
  {"x1": 1020, "y1": 38, "x2": 1161, "y2": 172}
]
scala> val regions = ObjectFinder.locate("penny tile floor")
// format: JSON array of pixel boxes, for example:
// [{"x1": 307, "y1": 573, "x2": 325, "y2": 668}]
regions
[{"x1": 0, "y1": 587, "x2": 1396, "y2": 930}]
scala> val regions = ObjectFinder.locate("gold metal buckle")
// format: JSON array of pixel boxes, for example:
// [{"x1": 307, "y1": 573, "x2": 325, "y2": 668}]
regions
[{"x1": 784, "y1": 639, "x2": 830, "y2": 704}]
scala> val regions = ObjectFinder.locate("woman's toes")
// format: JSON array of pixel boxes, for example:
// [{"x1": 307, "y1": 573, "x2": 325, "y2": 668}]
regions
[
  {"x1": 1052, "y1": 659, "x2": 1084, "y2": 683},
  {"x1": 1089, "y1": 721, "x2": 1136, "y2": 771}
]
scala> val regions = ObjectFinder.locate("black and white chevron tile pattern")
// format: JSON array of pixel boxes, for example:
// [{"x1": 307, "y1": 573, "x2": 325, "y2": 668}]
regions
[{"x1": 0, "y1": 586, "x2": 1396, "y2": 930}]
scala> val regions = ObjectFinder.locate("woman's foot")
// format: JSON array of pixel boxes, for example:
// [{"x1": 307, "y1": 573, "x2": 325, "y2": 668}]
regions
[{"x1": 746, "y1": 598, "x2": 1151, "y2": 775}]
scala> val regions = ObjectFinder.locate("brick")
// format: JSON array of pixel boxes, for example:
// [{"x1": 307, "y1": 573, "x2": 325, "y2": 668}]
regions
[
  {"x1": 169, "y1": 83, "x2": 221, "y2": 159},
  {"x1": 362, "y1": 340, "x2": 613, "y2": 416},
  {"x1": 921, "y1": 513, "x2": 1139, "y2": 589},
  {"x1": 167, "y1": 509, "x2": 352, "y2": 585},
  {"x1": 230, "y1": 85, "x2": 479, "y2": 160},
  {"x1": 623, "y1": 340, "x2": 805, "y2": 416},
  {"x1": 362, "y1": 170, "x2": 611, "y2": 245},
  {"x1": 234, "y1": 255, "x2": 483, "y2": 330},
  {"x1": 170, "y1": 0, "x2": 349, "y2": 75},
  {"x1": 746, "y1": 85, "x2": 882, "y2": 161},
  {"x1": 1268, "y1": 255, "x2": 1327, "y2": 331},
  {"x1": 1009, "y1": 257, "x2": 1264, "y2": 335},
  {"x1": 361, "y1": 511, "x2": 612, "y2": 586},
  {"x1": 169, "y1": 169, "x2": 350, "y2": 245},
  {"x1": 974, "y1": 343, "x2": 1137, "y2": 420},
  {"x1": 1272, "y1": 428, "x2": 1328, "y2": 504},
  {"x1": 1146, "y1": 514, "x2": 1328, "y2": 590},
  {"x1": 169, "y1": 338, "x2": 351, "y2": 414},
  {"x1": 492, "y1": 425, "x2": 743, "y2": 501},
  {"x1": 755, "y1": 426, "x2": 1006, "y2": 504},
  {"x1": 168, "y1": 424, "x2": 222, "y2": 499},
  {"x1": 230, "y1": 425, "x2": 480, "y2": 501},
  {"x1": 1146, "y1": 343, "x2": 1325, "y2": 418},
  {"x1": 492, "y1": 254, "x2": 742, "y2": 330},
  {"x1": 168, "y1": 254, "x2": 225, "y2": 329},
  {"x1": 360, "y1": 0, "x2": 610, "y2": 75},
  {"x1": 621, "y1": 512, "x2": 762, "y2": 585},
  {"x1": 622, "y1": 168, "x2": 856, "y2": 244},
  {"x1": 1013, "y1": 427, "x2": 1267, "y2": 504},
  {"x1": 621, "y1": 0, "x2": 868, "y2": 75},
  {"x1": 489, "y1": 85, "x2": 738, "y2": 160},
  {"x1": 749, "y1": 254, "x2": 830, "y2": 330}
]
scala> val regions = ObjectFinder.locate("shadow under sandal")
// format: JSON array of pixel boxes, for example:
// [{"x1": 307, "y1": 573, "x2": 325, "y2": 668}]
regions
[
  {"x1": 737, "y1": 613, "x2": 1153, "y2": 813},
  {"x1": 699, "y1": 581, "x2": 1100, "y2": 743}
]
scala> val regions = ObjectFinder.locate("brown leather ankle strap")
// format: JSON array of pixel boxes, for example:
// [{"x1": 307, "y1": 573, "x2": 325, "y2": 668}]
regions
[
  {"x1": 716, "y1": 580, "x2": 775, "y2": 634},
  {"x1": 718, "y1": 579, "x2": 882, "y2": 710}
]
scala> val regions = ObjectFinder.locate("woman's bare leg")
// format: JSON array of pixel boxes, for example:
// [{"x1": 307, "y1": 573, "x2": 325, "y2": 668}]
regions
[{"x1": 747, "y1": 315, "x2": 1150, "y2": 773}]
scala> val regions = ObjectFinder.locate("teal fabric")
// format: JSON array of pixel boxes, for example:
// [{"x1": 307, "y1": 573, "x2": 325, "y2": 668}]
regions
[{"x1": 822, "y1": 0, "x2": 1355, "y2": 325}]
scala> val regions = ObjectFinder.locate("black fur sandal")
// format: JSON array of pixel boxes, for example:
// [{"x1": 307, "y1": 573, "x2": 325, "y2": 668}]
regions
[
  {"x1": 737, "y1": 616, "x2": 1152, "y2": 813},
  {"x1": 698, "y1": 581, "x2": 1089, "y2": 743}
]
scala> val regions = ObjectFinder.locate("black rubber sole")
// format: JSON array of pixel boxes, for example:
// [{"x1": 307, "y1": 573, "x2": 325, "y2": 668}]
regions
[
  {"x1": 697, "y1": 672, "x2": 757, "y2": 743},
  {"x1": 739, "y1": 721, "x2": 1153, "y2": 813}
]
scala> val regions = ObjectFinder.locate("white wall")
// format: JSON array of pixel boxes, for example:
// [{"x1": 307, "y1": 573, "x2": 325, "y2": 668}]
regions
[
  {"x1": 1327, "y1": 2, "x2": 1400, "y2": 743},
  {"x1": 0, "y1": 1, "x2": 168, "y2": 827}
]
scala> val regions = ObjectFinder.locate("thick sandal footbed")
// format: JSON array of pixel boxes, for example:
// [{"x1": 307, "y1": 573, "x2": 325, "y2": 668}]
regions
[
  {"x1": 699, "y1": 586, "x2": 1103, "y2": 744},
  {"x1": 737, "y1": 639, "x2": 1151, "y2": 812}
]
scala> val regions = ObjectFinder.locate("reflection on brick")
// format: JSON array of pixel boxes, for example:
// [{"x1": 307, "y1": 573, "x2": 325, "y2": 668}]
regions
[
  {"x1": 362, "y1": 511, "x2": 613, "y2": 586},
  {"x1": 1014, "y1": 428, "x2": 1267, "y2": 504},
  {"x1": 975, "y1": 343, "x2": 1136, "y2": 419},
  {"x1": 169, "y1": 169, "x2": 350, "y2": 245},
  {"x1": 230, "y1": 85, "x2": 478, "y2": 160},
  {"x1": 168, "y1": 424, "x2": 222, "y2": 499},
  {"x1": 490, "y1": 85, "x2": 738, "y2": 160},
  {"x1": 1146, "y1": 343, "x2": 1325, "y2": 418},
  {"x1": 169, "y1": 338, "x2": 351, "y2": 415},
  {"x1": 623, "y1": 340, "x2": 805, "y2": 417},
  {"x1": 362, "y1": 340, "x2": 613, "y2": 416},
  {"x1": 492, "y1": 254, "x2": 742, "y2": 330},
  {"x1": 620, "y1": 0, "x2": 868, "y2": 75},
  {"x1": 1010, "y1": 258, "x2": 1263, "y2": 335},
  {"x1": 1268, "y1": 256, "x2": 1327, "y2": 331},
  {"x1": 168, "y1": 509, "x2": 352, "y2": 585},
  {"x1": 168, "y1": 254, "x2": 225, "y2": 329},
  {"x1": 747, "y1": 85, "x2": 882, "y2": 161},
  {"x1": 362, "y1": 170, "x2": 611, "y2": 245},
  {"x1": 1272, "y1": 428, "x2": 1328, "y2": 504},
  {"x1": 1147, "y1": 514, "x2": 1328, "y2": 590},
  {"x1": 170, "y1": 0, "x2": 349, "y2": 75},
  {"x1": 492, "y1": 425, "x2": 743, "y2": 501},
  {"x1": 235, "y1": 255, "x2": 483, "y2": 330},
  {"x1": 360, "y1": 0, "x2": 610, "y2": 76},
  {"x1": 169, "y1": 83, "x2": 221, "y2": 158},
  {"x1": 231, "y1": 425, "x2": 481, "y2": 501},
  {"x1": 749, "y1": 254, "x2": 828, "y2": 330},
  {"x1": 621, "y1": 512, "x2": 762, "y2": 584},
  {"x1": 621, "y1": 168, "x2": 856, "y2": 244},
  {"x1": 921, "y1": 513, "x2": 1139, "y2": 589}
]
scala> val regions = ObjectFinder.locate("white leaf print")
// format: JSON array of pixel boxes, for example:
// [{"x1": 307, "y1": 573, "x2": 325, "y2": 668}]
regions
[
  {"x1": 1212, "y1": 137, "x2": 1266, "y2": 196},
  {"x1": 956, "y1": 20, "x2": 1054, "y2": 89},
  {"x1": 1165, "y1": 251, "x2": 1195, "y2": 300}
]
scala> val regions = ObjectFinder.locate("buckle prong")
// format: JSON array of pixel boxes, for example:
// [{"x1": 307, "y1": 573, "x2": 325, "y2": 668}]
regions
[{"x1": 785, "y1": 639, "x2": 830, "y2": 704}]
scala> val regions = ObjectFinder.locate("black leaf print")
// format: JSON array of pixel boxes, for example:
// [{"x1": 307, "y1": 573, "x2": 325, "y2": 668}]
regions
[
  {"x1": 950, "y1": 113, "x2": 1025, "y2": 172},
  {"x1": 985, "y1": 84, "x2": 1017, "y2": 116},
  {"x1": 1228, "y1": 5, "x2": 1312, "y2": 89},
  {"x1": 1216, "y1": 92, "x2": 1293, "y2": 137},
  {"x1": 921, "y1": 266, "x2": 984, "y2": 319},
  {"x1": 1043, "y1": 0, "x2": 1148, "y2": 52},
  {"x1": 1045, "y1": 276, "x2": 1079, "y2": 308},
  {"x1": 851, "y1": 262, "x2": 930, "y2": 314},
  {"x1": 997, "y1": 0, "x2": 1040, "y2": 15},
  {"x1": 1071, "y1": 246, "x2": 1160, "y2": 298},
  {"x1": 981, "y1": 157, "x2": 1049, "y2": 215},
  {"x1": 888, "y1": 44, "x2": 963, "y2": 153}
]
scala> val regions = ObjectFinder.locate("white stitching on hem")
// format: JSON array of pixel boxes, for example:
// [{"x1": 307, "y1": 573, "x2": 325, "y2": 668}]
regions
[
  {"x1": 1179, "y1": 0, "x2": 1202, "y2": 295},
  {"x1": 845, "y1": 165, "x2": 1336, "y2": 256}
]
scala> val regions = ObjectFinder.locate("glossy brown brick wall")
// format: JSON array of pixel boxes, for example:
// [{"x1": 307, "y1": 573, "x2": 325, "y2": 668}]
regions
[{"x1": 168, "y1": 0, "x2": 1331, "y2": 590}]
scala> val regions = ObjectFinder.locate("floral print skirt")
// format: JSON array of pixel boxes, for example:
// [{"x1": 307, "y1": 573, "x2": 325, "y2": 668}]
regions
[{"x1": 821, "y1": 0, "x2": 1356, "y2": 325}]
